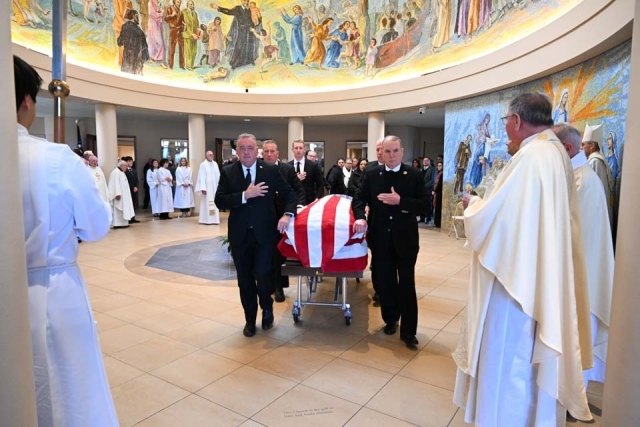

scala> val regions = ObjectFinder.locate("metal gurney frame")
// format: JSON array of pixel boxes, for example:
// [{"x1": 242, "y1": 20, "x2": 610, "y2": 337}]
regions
[{"x1": 281, "y1": 259, "x2": 363, "y2": 325}]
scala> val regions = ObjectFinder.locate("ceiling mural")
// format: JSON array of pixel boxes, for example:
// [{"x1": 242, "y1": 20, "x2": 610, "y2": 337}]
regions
[{"x1": 11, "y1": 0, "x2": 582, "y2": 93}]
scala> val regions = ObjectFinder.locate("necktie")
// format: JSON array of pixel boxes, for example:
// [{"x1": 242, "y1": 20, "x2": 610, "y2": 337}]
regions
[
  {"x1": 245, "y1": 168, "x2": 252, "y2": 187},
  {"x1": 296, "y1": 162, "x2": 301, "y2": 174}
]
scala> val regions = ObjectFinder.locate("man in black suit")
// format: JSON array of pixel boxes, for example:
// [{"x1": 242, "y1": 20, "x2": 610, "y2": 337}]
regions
[
  {"x1": 215, "y1": 134, "x2": 297, "y2": 337},
  {"x1": 352, "y1": 136, "x2": 428, "y2": 348},
  {"x1": 421, "y1": 157, "x2": 436, "y2": 224},
  {"x1": 262, "y1": 140, "x2": 305, "y2": 302},
  {"x1": 123, "y1": 156, "x2": 140, "y2": 223},
  {"x1": 288, "y1": 139, "x2": 324, "y2": 205}
]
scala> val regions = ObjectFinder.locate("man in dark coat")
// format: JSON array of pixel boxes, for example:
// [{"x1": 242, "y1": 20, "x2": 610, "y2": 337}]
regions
[
  {"x1": 262, "y1": 140, "x2": 305, "y2": 302},
  {"x1": 288, "y1": 139, "x2": 324, "y2": 205},
  {"x1": 211, "y1": 0, "x2": 260, "y2": 69},
  {"x1": 352, "y1": 136, "x2": 428, "y2": 348},
  {"x1": 117, "y1": 10, "x2": 150, "y2": 75},
  {"x1": 215, "y1": 134, "x2": 296, "y2": 337},
  {"x1": 421, "y1": 156, "x2": 436, "y2": 223},
  {"x1": 123, "y1": 156, "x2": 140, "y2": 223}
]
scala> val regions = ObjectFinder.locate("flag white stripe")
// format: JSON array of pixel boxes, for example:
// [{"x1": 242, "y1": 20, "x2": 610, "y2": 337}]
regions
[
  {"x1": 307, "y1": 197, "x2": 329, "y2": 267},
  {"x1": 332, "y1": 241, "x2": 369, "y2": 259},
  {"x1": 333, "y1": 196, "x2": 352, "y2": 259}
]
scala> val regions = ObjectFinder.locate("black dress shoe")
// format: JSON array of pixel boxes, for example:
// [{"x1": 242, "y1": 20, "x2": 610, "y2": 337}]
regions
[
  {"x1": 262, "y1": 310, "x2": 274, "y2": 330},
  {"x1": 384, "y1": 323, "x2": 397, "y2": 335},
  {"x1": 401, "y1": 334, "x2": 419, "y2": 348},
  {"x1": 274, "y1": 287, "x2": 285, "y2": 303},
  {"x1": 372, "y1": 292, "x2": 380, "y2": 302},
  {"x1": 243, "y1": 322, "x2": 256, "y2": 337},
  {"x1": 113, "y1": 225, "x2": 129, "y2": 229}
]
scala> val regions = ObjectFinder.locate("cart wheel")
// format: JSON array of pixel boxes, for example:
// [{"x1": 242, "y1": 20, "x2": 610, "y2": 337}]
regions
[
  {"x1": 293, "y1": 313, "x2": 300, "y2": 323},
  {"x1": 345, "y1": 316, "x2": 351, "y2": 326}
]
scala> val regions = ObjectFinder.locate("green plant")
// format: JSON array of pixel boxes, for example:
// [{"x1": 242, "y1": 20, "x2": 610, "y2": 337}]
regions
[{"x1": 218, "y1": 235, "x2": 231, "y2": 253}]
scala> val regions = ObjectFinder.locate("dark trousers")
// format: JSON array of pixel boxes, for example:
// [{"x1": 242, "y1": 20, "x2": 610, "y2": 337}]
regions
[
  {"x1": 130, "y1": 189, "x2": 139, "y2": 209},
  {"x1": 421, "y1": 190, "x2": 434, "y2": 222},
  {"x1": 272, "y1": 245, "x2": 289, "y2": 289},
  {"x1": 168, "y1": 28, "x2": 185, "y2": 69},
  {"x1": 372, "y1": 236, "x2": 418, "y2": 337},
  {"x1": 143, "y1": 184, "x2": 150, "y2": 208},
  {"x1": 231, "y1": 229, "x2": 274, "y2": 323}
]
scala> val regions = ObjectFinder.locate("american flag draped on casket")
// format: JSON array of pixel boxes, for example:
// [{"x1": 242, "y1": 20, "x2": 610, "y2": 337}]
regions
[{"x1": 277, "y1": 194, "x2": 369, "y2": 273}]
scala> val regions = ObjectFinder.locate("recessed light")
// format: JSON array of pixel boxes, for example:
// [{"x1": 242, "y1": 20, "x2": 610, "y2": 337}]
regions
[{"x1": 244, "y1": 119, "x2": 251, "y2": 122}]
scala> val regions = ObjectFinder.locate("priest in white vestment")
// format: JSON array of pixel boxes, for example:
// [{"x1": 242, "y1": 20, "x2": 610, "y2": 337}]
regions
[
  {"x1": 108, "y1": 160, "x2": 135, "y2": 228},
  {"x1": 554, "y1": 123, "x2": 615, "y2": 386},
  {"x1": 146, "y1": 159, "x2": 159, "y2": 216},
  {"x1": 88, "y1": 155, "x2": 109, "y2": 202},
  {"x1": 195, "y1": 151, "x2": 221, "y2": 224},
  {"x1": 156, "y1": 158, "x2": 175, "y2": 220},
  {"x1": 453, "y1": 93, "x2": 594, "y2": 426},
  {"x1": 174, "y1": 158, "x2": 195, "y2": 217},
  {"x1": 581, "y1": 122, "x2": 614, "y2": 227},
  {"x1": 15, "y1": 55, "x2": 118, "y2": 426}
]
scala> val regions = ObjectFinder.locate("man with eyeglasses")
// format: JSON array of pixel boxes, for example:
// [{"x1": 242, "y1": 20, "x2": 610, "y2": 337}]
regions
[{"x1": 453, "y1": 93, "x2": 593, "y2": 426}]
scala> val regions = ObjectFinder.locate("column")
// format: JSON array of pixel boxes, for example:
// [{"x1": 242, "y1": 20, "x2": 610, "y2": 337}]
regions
[
  {"x1": 601, "y1": 4, "x2": 640, "y2": 425},
  {"x1": 188, "y1": 114, "x2": 206, "y2": 214},
  {"x1": 95, "y1": 104, "x2": 119, "y2": 170},
  {"x1": 367, "y1": 112, "x2": 385, "y2": 162},
  {"x1": 0, "y1": 21, "x2": 38, "y2": 427},
  {"x1": 288, "y1": 117, "x2": 304, "y2": 160}
]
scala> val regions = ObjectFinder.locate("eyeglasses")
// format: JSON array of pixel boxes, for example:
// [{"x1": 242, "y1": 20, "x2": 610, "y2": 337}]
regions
[{"x1": 501, "y1": 114, "x2": 516, "y2": 125}]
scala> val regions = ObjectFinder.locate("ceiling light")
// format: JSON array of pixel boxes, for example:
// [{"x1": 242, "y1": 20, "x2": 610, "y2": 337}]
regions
[{"x1": 244, "y1": 119, "x2": 251, "y2": 122}]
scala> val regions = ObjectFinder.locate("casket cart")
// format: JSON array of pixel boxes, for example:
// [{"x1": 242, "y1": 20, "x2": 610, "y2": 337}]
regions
[{"x1": 277, "y1": 195, "x2": 368, "y2": 325}]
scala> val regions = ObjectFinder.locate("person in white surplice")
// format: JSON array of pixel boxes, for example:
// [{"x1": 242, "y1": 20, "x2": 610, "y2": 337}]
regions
[
  {"x1": 174, "y1": 157, "x2": 195, "y2": 217},
  {"x1": 195, "y1": 150, "x2": 221, "y2": 224},
  {"x1": 88, "y1": 155, "x2": 109, "y2": 202},
  {"x1": 14, "y1": 55, "x2": 118, "y2": 426},
  {"x1": 108, "y1": 160, "x2": 136, "y2": 228},
  {"x1": 146, "y1": 159, "x2": 160, "y2": 216},
  {"x1": 452, "y1": 93, "x2": 594, "y2": 426},
  {"x1": 581, "y1": 122, "x2": 615, "y2": 228},
  {"x1": 156, "y1": 158, "x2": 175, "y2": 220},
  {"x1": 553, "y1": 123, "x2": 615, "y2": 387}
]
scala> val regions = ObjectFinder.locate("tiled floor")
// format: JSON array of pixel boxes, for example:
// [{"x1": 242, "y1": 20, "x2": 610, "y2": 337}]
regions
[{"x1": 82, "y1": 213, "x2": 603, "y2": 426}]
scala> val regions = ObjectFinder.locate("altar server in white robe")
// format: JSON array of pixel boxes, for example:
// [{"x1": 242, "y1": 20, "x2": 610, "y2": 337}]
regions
[
  {"x1": 156, "y1": 158, "x2": 175, "y2": 220},
  {"x1": 174, "y1": 157, "x2": 195, "y2": 217},
  {"x1": 146, "y1": 159, "x2": 160, "y2": 216},
  {"x1": 15, "y1": 55, "x2": 118, "y2": 426},
  {"x1": 554, "y1": 123, "x2": 615, "y2": 386},
  {"x1": 453, "y1": 93, "x2": 594, "y2": 426},
  {"x1": 195, "y1": 150, "x2": 221, "y2": 224},
  {"x1": 581, "y1": 122, "x2": 614, "y2": 228},
  {"x1": 108, "y1": 160, "x2": 135, "y2": 228},
  {"x1": 88, "y1": 155, "x2": 109, "y2": 202}
]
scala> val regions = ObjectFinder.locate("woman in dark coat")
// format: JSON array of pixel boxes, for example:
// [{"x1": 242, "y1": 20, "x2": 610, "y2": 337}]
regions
[
  {"x1": 433, "y1": 161, "x2": 443, "y2": 228},
  {"x1": 347, "y1": 158, "x2": 368, "y2": 196}
]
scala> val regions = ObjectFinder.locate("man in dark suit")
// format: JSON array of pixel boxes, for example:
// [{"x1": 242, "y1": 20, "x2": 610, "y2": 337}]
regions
[
  {"x1": 123, "y1": 156, "x2": 140, "y2": 223},
  {"x1": 215, "y1": 134, "x2": 296, "y2": 337},
  {"x1": 421, "y1": 157, "x2": 436, "y2": 224},
  {"x1": 352, "y1": 136, "x2": 428, "y2": 348},
  {"x1": 288, "y1": 139, "x2": 324, "y2": 205},
  {"x1": 262, "y1": 140, "x2": 305, "y2": 302}
]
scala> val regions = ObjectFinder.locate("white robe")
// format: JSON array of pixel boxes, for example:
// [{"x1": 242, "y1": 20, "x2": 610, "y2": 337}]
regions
[
  {"x1": 155, "y1": 167, "x2": 175, "y2": 213},
  {"x1": 174, "y1": 166, "x2": 195, "y2": 209},
  {"x1": 195, "y1": 160, "x2": 220, "y2": 224},
  {"x1": 572, "y1": 152, "x2": 614, "y2": 384},
  {"x1": 89, "y1": 166, "x2": 109, "y2": 203},
  {"x1": 18, "y1": 124, "x2": 118, "y2": 427},
  {"x1": 108, "y1": 167, "x2": 135, "y2": 227},
  {"x1": 453, "y1": 129, "x2": 593, "y2": 425},
  {"x1": 146, "y1": 168, "x2": 159, "y2": 214},
  {"x1": 587, "y1": 152, "x2": 614, "y2": 226}
]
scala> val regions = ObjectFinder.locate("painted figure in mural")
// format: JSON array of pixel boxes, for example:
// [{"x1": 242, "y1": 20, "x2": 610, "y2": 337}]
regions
[
  {"x1": 304, "y1": 17, "x2": 333, "y2": 69},
  {"x1": 117, "y1": 10, "x2": 150, "y2": 75},
  {"x1": 113, "y1": 0, "x2": 134, "y2": 66},
  {"x1": 250, "y1": 1, "x2": 262, "y2": 26},
  {"x1": 469, "y1": 140, "x2": 486, "y2": 187},
  {"x1": 207, "y1": 16, "x2": 228, "y2": 67},
  {"x1": 467, "y1": 0, "x2": 492, "y2": 39},
  {"x1": 454, "y1": 0, "x2": 470, "y2": 38},
  {"x1": 212, "y1": 0, "x2": 261, "y2": 70},
  {"x1": 251, "y1": 23, "x2": 280, "y2": 72},
  {"x1": 11, "y1": 0, "x2": 49, "y2": 28},
  {"x1": 365, "y1": 38, "x2": 378, "y2": 77},
  {"x1": 381, "y1": 18, "x2": 398, "y2": 44},
  {"x1": 453, "y1": 134, "x2": 471, "y2": 193},
  {"x1": 182, "y1": 0, "x2": 200, "y2": 70},
  {"x1": 272, "y1": 22, "x2": 291, "y2": 63},
  {"x1": 201, "y1": 67, "x2": 229, "y2": 81},
  {"x1": 553, "y1": 88, "x2": 570, "y2": 123},
  {"x1": 148, "y1": 0, "x2": 167, "y2": 67},
  {"x1": 324, "y1": 21, "x2": 349, "y2": 68},
  {"x1": 137, "y1": 0, "x2": 149, "y2": 31},
  {"x1": 375, "y1": 16, "x2": 388, "y2": 44},
  {"x1": 164, "y1": 0, "x2": 186, "y2": 69},
  {"x1": 199, "y1": 23, "x2": 210, "y2": 65},
  {"x1": 348, "y1": 21, "x2": 362, "y2": 67},
  {"x1": 606, "y1": 131, "x2": 620, "y2": 182},
  {"x1": 431, "y1": 0, "x2": 451, "y2": 53},
  {"x1": 281, "y1": 5, "x2": 306, "y2": 65}
]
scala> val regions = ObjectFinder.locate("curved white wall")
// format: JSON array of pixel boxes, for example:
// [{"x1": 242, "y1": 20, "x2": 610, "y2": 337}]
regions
[{"x1": 11, "y1": 0, "x2": 632, "y2": 117}]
